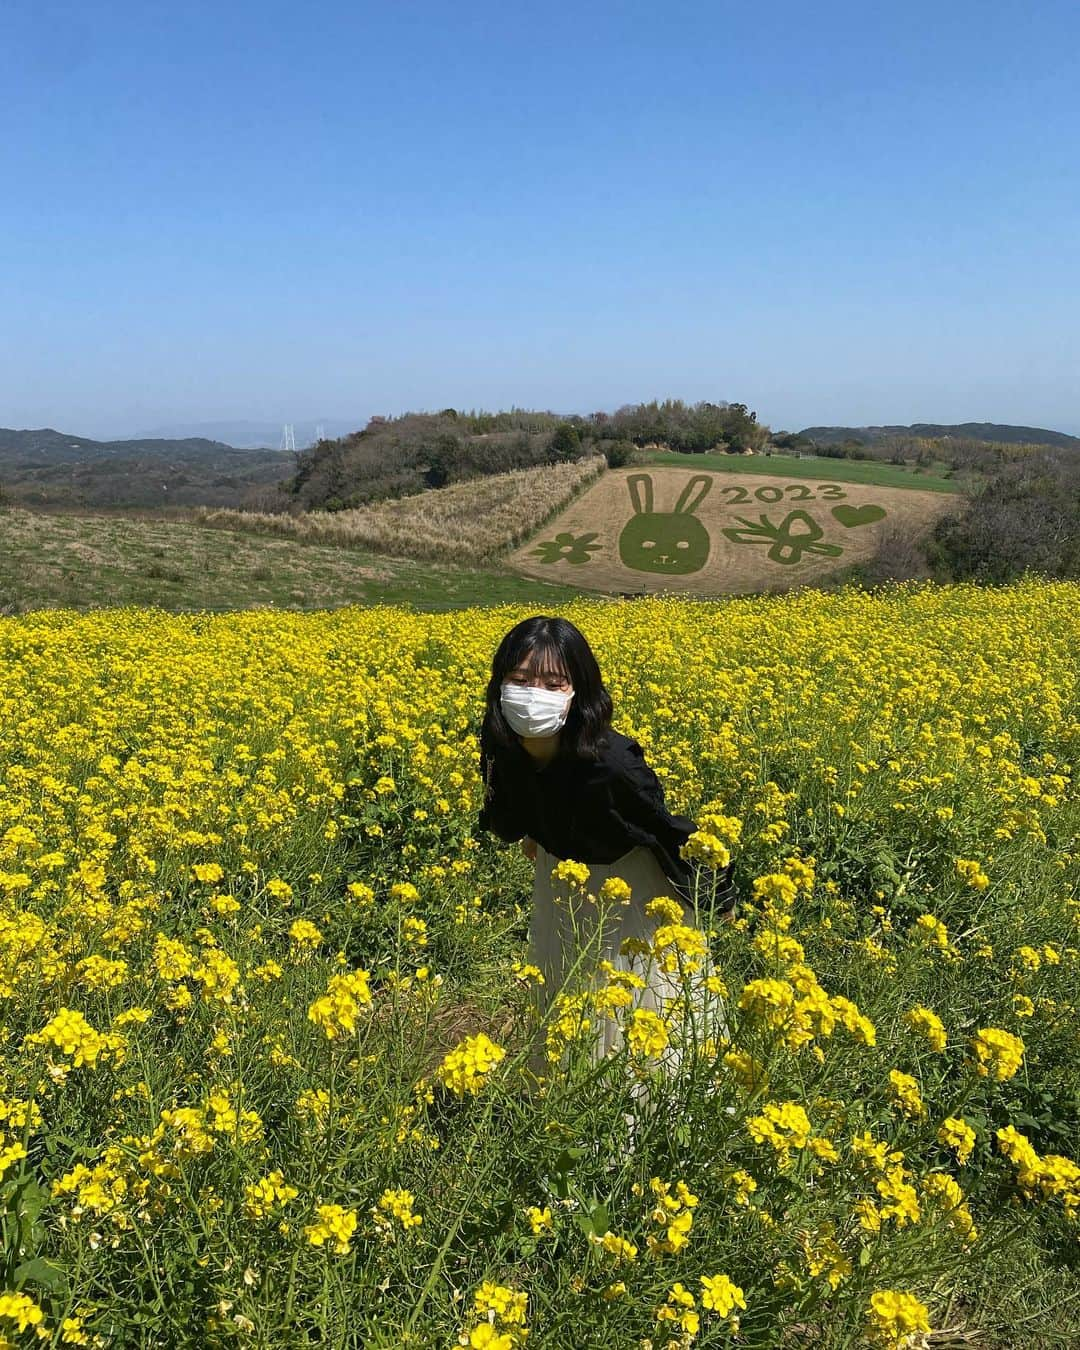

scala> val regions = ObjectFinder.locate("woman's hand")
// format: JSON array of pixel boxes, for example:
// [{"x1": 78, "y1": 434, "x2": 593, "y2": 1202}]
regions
[{"x1": 520, "y1": 836, "x2": 538, "y2": 861}]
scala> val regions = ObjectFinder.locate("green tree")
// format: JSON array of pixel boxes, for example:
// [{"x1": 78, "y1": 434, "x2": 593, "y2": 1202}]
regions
[
  {"x1": 423, "y1": 434, "x2": 460, "y2": 488},
  {"x1": 603, "y1": 439, "x2": 638, "y2": 468},
  {"x1": 720, "y1": 402, "x2": 767, "y2": 452},
  {"x1": 549, "y1": 423, "x2": 581, "y2": 463}
]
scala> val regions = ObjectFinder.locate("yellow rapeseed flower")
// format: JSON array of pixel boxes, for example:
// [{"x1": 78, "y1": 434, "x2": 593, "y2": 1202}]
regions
[
  {"x1": 700, "y1": 1272, "x2": 747, "y2": 1316},
  {"x1": 864, "y1": 1289, "x2": 932, "y2": 1348},
  {"x1": 304, "y1": 1203, "x2": 357, "y2": 1254},
  {"x1": 904, "y1": 1006, "x2": 947, "y2": 1052},
  {"x1": 969, "y1": 1027, "x2": 1025, "y2": 1081},
  {"x1": 436, "y1": 1033, "x2": 505, "y2": 1096}
]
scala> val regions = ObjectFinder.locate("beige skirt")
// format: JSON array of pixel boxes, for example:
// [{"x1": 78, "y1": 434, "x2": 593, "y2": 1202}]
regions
[{"x1": 525, "y1": 841, "x2": 728, "y2": 1083}]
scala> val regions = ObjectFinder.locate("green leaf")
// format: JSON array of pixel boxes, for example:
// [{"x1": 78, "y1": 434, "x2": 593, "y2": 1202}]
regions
[
  {"x1": 553, "y1": 1147, "x2": 586, "y2": 1177},
  {"x1": 15, "y1": 1179, "x2": 49, "y2": 1227},
  {"x1": 43, "y1": 1132, "x2": 81, "y2": 1152},
  {"x1": 15, "y1": 1256, "x2": 66, "y2": 1294}
]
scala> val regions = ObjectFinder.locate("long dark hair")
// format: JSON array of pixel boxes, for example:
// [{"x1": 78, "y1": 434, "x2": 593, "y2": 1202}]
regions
[{"x1": 480, "y1": 616, "x2": 614, "y2": 765}]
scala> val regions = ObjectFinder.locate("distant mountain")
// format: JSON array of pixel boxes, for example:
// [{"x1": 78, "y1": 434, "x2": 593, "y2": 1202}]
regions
[
  {"x1": 0, "y1": 427, "x2": 241, "y2": 462},
  {"x1": 132, "y1": 419, "x2": 363, "y2": 449},
  {"x1": 0, "y1": 428, "x2": 294, "y2": 509},
  {"x1": 797, "y1": 422, "x2": 1080, "y2": 449}
]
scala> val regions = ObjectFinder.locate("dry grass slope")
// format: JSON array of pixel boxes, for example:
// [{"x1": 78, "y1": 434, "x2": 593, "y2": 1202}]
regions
[
  {"x1": 0, "y1": 506, "x2": 590, "y2": 615},
  {"x1": 193, "y1": 457, "x2": 607, "y2": 564}
]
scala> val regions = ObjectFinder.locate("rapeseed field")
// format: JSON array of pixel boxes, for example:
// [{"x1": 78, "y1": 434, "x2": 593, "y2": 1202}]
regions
[{"x1": 0, "y1": 581, "x2": 1077, "y2": 1347}]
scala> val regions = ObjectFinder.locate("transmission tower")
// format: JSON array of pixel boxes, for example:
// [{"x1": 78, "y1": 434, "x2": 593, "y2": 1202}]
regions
[{"x1": 280, "y1": 424, "x2": 296, "y2": 452}]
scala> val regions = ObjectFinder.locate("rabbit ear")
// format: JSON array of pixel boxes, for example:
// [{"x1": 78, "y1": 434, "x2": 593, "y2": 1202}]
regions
[
  {"x1": 627, "y1": 473, "x2": 653, "y2": 515},
  {"x1": 674, "y1": 474, "x2": 713, "y2": 515}
]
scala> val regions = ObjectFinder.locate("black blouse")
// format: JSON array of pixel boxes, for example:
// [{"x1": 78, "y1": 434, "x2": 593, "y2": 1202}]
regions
[{"x1": 477, "y1": 727, "x2": 735, "y2": 912}]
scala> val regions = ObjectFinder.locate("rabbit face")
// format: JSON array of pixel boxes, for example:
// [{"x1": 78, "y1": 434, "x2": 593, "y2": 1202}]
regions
[
  {"x1": 619, "y1": 513, "x2": 711, "y2": 574},
  {"x1": 617, "y1": 472, "x2": 713, "y2": 576}
]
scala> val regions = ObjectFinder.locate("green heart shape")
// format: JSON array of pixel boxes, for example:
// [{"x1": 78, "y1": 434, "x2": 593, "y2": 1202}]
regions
[{"x1": 832, "y1": 503, "x2": 887, "y2": 528}]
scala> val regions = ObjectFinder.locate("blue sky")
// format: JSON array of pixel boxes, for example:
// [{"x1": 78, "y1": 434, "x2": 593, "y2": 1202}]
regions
[{"x1": 4, "y1": 0, "x2": 1079, "y2": 439}]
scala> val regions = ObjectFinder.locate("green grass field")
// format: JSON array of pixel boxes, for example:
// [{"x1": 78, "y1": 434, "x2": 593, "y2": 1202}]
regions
[
  {"x1": 0, "y1": 508, "x2": 590, "y2": 614},
  {"x1": 638, "y1": 450, "x2": 967, "y2": 494}
]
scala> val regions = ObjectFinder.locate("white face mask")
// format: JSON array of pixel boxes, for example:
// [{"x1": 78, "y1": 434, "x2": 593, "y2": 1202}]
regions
[{"x1": 500, "y1": 682, "x2": 574, "y2": 738}]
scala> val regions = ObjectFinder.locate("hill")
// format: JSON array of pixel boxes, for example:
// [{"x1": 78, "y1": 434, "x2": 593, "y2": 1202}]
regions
[
  {"x1": 0, "y1": 428, "x2": 294, "y2": 509},
  {"x1": 505, "y1": 464, "x2": 954, "y2": 596},
  {"x1": 1, "y1": 452, "x2": 958, "y2": 613},
  {"x1": 797, "y1": 421, "x2": 1080, "y2": 449},
  {"x1": 195, "y1": 457, "x2": 606, "y2": 563},
  {"x1": 0, "y1": 426, "x2": 268, "y2": 463},
  {"x1": 286, "y1": 401, "x2": 771, "y2": 511},
  {"x1": 0, "y1": 504, "x2": 587, "y2": 614}
]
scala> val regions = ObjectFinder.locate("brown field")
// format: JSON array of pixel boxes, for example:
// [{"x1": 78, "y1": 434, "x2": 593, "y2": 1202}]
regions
[
  {"x1": 192, "y1": 457, "x2": 606, "y2": 563},
  {"x1": 506, "y1": 466, "x2": 957, "y2": 595}
]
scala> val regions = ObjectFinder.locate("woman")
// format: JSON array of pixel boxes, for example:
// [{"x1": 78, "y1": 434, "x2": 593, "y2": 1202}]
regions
[{"x1": 477, "y1": 615, "x2": 735, "y2": 1083}]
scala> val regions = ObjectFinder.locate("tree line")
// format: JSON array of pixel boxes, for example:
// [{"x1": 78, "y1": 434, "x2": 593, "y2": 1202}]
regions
[{"x1": 284, "y1": 400, "x2": 771, "y2": 512}]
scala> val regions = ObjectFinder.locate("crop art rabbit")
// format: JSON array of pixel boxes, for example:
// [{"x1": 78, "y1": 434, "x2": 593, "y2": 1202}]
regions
[{"x1": 618, "y1": 472, "x2": 713, "y2": 575}]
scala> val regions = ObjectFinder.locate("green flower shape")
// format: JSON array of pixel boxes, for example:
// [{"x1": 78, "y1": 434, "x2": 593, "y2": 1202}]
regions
[{"x1": 530, "y1": 531, "x2": 602, "y2": 565}]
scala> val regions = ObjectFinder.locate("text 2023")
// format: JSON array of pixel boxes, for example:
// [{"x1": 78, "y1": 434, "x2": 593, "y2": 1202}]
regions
[{"x1": 719, "y1": 483, "x2": 848, "y2": 504}]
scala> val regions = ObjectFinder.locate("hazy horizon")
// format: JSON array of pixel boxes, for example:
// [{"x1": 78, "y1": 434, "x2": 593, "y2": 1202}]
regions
[
  {"x1": 5, "y1": 0, "x2": 1079, "y2": 441},
  {"x1": 6, "y1": 407, "x2": 1080, "y2": 447}
]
